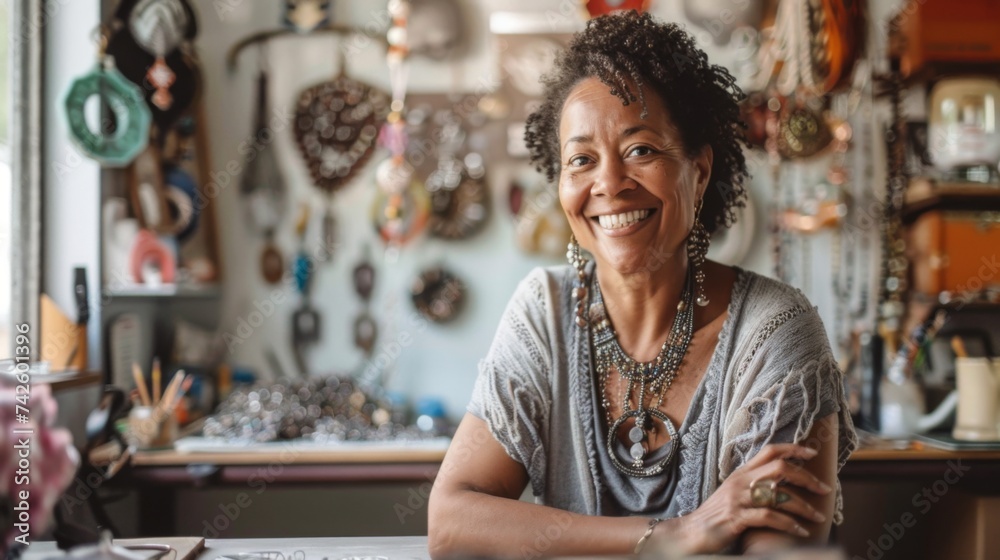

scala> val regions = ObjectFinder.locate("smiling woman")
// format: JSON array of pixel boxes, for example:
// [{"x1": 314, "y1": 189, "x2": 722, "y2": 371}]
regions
[{"x1": 427, "y1": 10, "x2": 857, "y2": 559}]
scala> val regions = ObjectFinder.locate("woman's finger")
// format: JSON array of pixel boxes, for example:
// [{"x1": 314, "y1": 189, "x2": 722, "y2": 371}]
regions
[
  {"x1": 740, "y1": 507, "x2": 811, "y2": 538},
  {"x1": 746, "y1": 443, "x2": 818, "y2": 468},
  {"x1": 763, "y1": 459, "x2": 833, "y2": 495},
  {"x1": 770, "y1": 487, "x2": 826, "y2": 523}
]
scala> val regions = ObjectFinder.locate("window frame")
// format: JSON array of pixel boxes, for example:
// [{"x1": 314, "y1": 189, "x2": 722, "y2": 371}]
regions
[{"x1": 9, "y1": 1, "x2": 44, "y2": 359}]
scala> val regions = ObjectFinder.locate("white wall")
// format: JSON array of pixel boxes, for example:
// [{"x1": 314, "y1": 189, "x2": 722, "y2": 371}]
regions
[
  {"x1": 193, "y1": 0, "x2": 894, "y2": 420},
  {"x1": 43, "y1": 0, "x2": 102, "y2": 371}
]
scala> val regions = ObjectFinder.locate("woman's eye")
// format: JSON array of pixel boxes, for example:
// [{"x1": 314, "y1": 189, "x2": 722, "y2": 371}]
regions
[
  {"x1": 628, "y1": 146, "x2": 653, "y2": 157},
  {"x1": 568, "y1": 155, "x2": 591, "y2": 167}
]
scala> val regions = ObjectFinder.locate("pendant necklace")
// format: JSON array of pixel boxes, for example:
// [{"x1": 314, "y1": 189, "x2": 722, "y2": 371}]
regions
[{"x1": 589, "y1": 268, "x2": 696, "y2": 477}]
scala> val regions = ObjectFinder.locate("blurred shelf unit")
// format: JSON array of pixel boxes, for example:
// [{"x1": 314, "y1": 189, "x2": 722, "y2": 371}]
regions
[{"x1": 104, "y1": 284, "x2": 222, "y2": 299}]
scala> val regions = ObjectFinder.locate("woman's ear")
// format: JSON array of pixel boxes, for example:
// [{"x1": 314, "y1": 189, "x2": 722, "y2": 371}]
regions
[{"x1": 694, "y1": 144, "x2": 714, "y2": 199}]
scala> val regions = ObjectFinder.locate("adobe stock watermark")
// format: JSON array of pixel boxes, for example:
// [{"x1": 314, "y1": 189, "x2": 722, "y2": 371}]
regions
[{"x1": 853, "y1": 459, "x2": 971, "y2": 560}]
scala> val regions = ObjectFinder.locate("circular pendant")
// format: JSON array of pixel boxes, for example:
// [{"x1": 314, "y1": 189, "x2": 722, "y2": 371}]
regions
[
  {"x1": 411, "y1": 267, "x2": 465, "y2": 323},
  {"x1": 607, "y1": 408, "x2": 679, "y2": 477},
  {"x1": 428, "y1": 172, "x2": 490, "y2": 241},
  {"x1": 371, "y1": 181, "x2": 430, "y2": 245},
  {"x1": 64, "y1": 63, "x2": 151, "y2": 167}
]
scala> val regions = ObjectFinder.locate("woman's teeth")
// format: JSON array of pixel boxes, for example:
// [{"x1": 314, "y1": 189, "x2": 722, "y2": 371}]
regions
[{"x1": 597, "y1": 209, "x2": 651, "y2": 229}]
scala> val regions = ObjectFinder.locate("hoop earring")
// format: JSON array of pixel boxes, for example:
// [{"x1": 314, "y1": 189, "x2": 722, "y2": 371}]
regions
[
  {"x1": 688, "y1": 200, "x2": 710, "y2": 307},
  {"x1": 567, "y1": 235, "x2": 589, "y2": 327}
]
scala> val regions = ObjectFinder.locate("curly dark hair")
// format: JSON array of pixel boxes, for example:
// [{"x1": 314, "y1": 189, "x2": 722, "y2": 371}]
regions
[{"x1": 523, "y1": 11, "x2": 749, "y2": 234}]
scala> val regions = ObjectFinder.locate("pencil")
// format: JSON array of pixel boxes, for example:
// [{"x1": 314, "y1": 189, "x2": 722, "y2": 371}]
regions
[
  {"x1": 160, "y1": 370, "x2": 185, "y2": 415},
  {"x1": 152, "y1": 357, "x2": 162, "y2": 405},
  {"x1": 951, "y1": 336, "x2": 968, "y2": 359},
  {"x1": 132, "y1": 363, "x2": 151, "y2": 407},
  {"x1": 170, "y1": 376, "x2": 194, "y2": 411}
]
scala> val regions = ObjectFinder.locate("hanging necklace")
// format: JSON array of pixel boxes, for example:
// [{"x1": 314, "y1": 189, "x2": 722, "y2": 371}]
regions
[{"x1": 589, "y1": 268, "x2": 696, "y2": 477}]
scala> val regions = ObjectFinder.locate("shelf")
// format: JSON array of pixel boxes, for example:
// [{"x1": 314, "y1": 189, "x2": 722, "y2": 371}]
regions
[
  {"x1": 104, "y1": 284, "x2": 221, "y2": 299},
  {"x1": 0, "y1": 369, "x2": 105, "y2": 392},
  {"x1": 902, "y1": 177, "x2": 1000, "y2": 223},
  {"x1": 45, "y1": 370, "x2": 104, "y2": 392}
]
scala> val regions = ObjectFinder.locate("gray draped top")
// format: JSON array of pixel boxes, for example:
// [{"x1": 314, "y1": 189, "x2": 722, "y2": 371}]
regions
[{"x1": 467, "y1": 264, "x2": 857, "y2": 524}]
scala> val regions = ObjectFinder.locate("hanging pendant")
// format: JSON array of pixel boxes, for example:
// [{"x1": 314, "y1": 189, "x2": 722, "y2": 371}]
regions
[
  {"x1": 353, "y1": 259, "x2": 376, "y2": 301},
  {"x1": 321, "y1": 204, "x2": 337, "y2": 261},
  {"x1": 283, "y1": 0, "x2": 331, "y2": 33},
  {"x1": 606, "y1": 408, "x2": 679, "y2": 477},
  {"x1": 64, "y1": 58, "x2": 152, "y2": 166},
  {"x1": 147, "y1": 55, "x2": 176, "y2": 110},
  {"x1": 260, "y1": 230, "x2": 283, "y2": 285},
  {"x1": 353, "y1": 313, "x2": 378, "y2": 355},
  {"x1": 293, "y1": 75, "x2": 389, "y2": 194},
  {"x1": 628, "y1": 425, "x2": 645, "y2": 443}
]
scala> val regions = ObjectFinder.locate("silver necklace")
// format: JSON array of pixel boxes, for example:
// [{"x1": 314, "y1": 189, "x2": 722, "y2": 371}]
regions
[{"x1": 589, "y1": 269, "x2": 696, "y2": 477}]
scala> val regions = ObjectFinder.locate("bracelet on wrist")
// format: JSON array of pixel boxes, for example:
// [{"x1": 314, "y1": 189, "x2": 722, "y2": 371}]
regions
[{"x1": 634, "y1": 517, "x2": 663, "y2": 554}]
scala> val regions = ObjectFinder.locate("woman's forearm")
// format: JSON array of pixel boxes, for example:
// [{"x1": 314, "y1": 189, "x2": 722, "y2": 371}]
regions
[{"x1": 428, "y1": 487, "x2": 685, "y2": 559}]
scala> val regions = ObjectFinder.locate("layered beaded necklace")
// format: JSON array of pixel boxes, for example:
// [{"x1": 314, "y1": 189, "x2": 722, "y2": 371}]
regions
[{"x1": 589, "y1": 268, "x2": 696, "y2": 477}]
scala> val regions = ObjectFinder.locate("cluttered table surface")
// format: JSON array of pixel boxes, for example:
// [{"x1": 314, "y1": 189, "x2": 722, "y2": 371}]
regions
[
  {"x1": 22, "y1": 536, "x2": 431, "y2": 560},
  {"x1": 24, "y1": 536, "x2": 848, "y2": 560}
]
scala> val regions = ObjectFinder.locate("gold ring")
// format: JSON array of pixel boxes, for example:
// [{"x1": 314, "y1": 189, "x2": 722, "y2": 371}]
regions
[{"x1": 749, "y1": 477, "x2": 780, "y2": 508}]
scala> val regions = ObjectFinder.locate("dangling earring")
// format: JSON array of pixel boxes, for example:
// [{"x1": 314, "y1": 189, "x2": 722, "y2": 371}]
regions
[
  {"x1": 688, "y1": 199, "x2": 710, "y2": 307},
  {"x1": 567, "y1": 235, "x2": 589, "y2": 327}
]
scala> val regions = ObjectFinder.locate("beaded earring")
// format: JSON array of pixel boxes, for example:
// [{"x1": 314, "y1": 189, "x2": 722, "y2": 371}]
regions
[
  {"x1": 688, "y1": 199, "x2": 711, "y2": 307},
  {"x1": 567, "y1": 235, "x2": 590, "y2": 327}
]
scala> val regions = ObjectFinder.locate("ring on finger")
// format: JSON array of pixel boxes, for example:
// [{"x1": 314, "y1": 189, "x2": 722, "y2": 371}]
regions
[{"x1": 749, "y1": 477, "x2": 783, "y2": 508}]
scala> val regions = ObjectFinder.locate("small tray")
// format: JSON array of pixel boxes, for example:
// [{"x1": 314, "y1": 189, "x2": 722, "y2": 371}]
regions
[{"x1": 915, "y1": 432, "x2": 1000, "y2": 451}]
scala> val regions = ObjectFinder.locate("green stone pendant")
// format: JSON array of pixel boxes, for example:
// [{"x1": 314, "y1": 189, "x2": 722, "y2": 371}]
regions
[{"x1": 63, "y1": 58, "x2": 151, "y2": 167}]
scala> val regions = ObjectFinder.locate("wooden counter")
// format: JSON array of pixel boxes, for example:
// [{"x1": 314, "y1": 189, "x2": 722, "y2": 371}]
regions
[
  {"x1": 129, "y1": 438, "x2": 1000, "y2": 468},
  {"x1": 848, "y1": 445, "x2": 1000, "y2": 461},
  {"x1": 131, "y1": 445, "x2": 449, "y2": 467},
  {"x1": 118, "y1": 438, "x2": 1000, "y2": 540}
]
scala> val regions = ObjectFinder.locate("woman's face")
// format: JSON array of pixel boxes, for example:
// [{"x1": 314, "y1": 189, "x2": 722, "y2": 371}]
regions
[{"x1": 558, "y1": 77, "x2": 712, "y2": 276}]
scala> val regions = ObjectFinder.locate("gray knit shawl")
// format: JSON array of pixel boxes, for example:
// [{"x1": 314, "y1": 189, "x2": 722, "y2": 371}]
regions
[{"x1": 468, "y1": 264, "x2": 858, "y2": 524}]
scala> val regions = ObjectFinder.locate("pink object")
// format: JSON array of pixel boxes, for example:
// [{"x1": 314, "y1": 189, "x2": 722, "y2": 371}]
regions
[
  {"x1": 378, "y1": 121, "x2": 408, "y2": 157},
  {"x1": 1, "y1": 382, "x2": 78, "y2": 550},
  {"x1": 128, "y1": 229, "x2": 176, "y2": 284}
]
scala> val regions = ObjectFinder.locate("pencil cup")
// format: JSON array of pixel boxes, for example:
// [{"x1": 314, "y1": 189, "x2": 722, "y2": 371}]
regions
[
  {"x1": 952, "y1": 358, "x2": 1000, "y2": 441},
  {"x1": 128, "y1": 405, "x2": 178, "y2": 449}
]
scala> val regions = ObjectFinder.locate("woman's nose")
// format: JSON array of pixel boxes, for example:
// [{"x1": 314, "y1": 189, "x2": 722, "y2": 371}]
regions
[{"x1": 592, "y1": 157, "x2": 635, "y2": 197}]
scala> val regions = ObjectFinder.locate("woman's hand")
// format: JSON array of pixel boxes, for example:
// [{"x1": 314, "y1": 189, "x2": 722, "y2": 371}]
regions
[{"x1": 673, "y1": 443, "x2": 832, "y2": 554}]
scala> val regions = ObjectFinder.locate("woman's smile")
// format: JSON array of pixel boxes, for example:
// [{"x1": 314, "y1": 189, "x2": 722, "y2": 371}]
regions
[{"x1": 590, "y1": 208, "x2": 657, "y2": 237}]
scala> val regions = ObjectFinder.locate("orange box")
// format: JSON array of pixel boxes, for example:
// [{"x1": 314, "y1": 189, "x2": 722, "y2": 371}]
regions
[{"x1": 896, "y1": 0, "x2": 1000, "y2": 77}]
